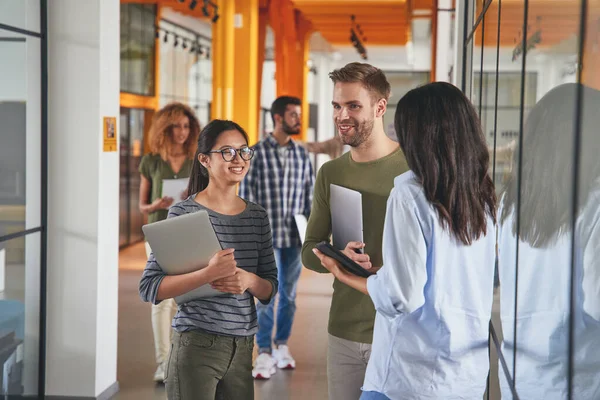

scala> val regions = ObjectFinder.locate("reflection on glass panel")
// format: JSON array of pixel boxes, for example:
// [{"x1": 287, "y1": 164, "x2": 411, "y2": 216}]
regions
[
  {"x1": 119, "y1": 108, "x2": 148, "y2": 248},
  {"x1": 129, "y1": 109, "x2": 146, "y2": 244},
  {"x1": 499, "y1": 83, "x2": 600, "y2": 400},
  {"x1": 488, "y1": 0, "x2": 526, "y2": 397},
  {"x1": 383, "y1": 72, "x2": 430, "y2": 141},
  {"x1": 0, "y1": 233, "x2": 40, "y2": 395},
  {"x1": 0, "y1": 29, "x2": 41, "y2": 255},
  {"x1": 119, "y1": 110, "x2": 129, "y2": 247},
  {"x1": 471, "y1": 0, "x2": 486, "y2": 114},
  {"x1": 120, "y1": 4, "x2": 156, "y2": 96},
  {"x1": 0, "y1": 1, "x2": 40, "y2": 35},
  {"x1": 497, "y1": 1, "x2": 588, "y2": 397},
  {"x1": 574, "y1": 4, "x2": 600, "y2": 396}
]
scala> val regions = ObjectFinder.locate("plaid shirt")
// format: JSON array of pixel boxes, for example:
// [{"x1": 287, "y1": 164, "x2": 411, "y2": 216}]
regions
[{"x1": 239, "y1": 134, "x2": 314, "y2": 248}]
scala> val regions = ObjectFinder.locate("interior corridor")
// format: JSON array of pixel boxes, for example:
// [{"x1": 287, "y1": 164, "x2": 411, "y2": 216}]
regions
[{"x1": 115, "y1": 243, "x2": 334, "y2": 400}]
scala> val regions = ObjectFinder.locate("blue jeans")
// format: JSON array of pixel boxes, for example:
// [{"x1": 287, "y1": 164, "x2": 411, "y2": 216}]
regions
[
  {"x1": 256, "y1": 247, "x2": 302, "y2": 353},
  {"x1": 360, "y1": 391, "x2": 391, "y2": 400}
]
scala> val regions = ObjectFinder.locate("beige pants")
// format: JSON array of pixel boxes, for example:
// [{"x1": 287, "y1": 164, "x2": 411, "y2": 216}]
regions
[
  {"x1": 145, "y1": 242, "x2": 177, "y2": 365},
  {"x1": 327, "y1": 334, "x2": 372, "y2": 400}
]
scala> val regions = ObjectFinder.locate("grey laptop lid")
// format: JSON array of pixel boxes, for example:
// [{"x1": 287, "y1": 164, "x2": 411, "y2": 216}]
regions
[
  {"x1": 142, "y1": 210, "x2": 223, "y2": 303},
  {"x1": 330, "y1": 184, "x2": 364, "y2": 251}
]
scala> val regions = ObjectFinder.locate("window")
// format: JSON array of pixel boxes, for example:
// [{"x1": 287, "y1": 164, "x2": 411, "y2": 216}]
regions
[{"x1": 120, "y1": 4, "x2": 157, "y2": 96}]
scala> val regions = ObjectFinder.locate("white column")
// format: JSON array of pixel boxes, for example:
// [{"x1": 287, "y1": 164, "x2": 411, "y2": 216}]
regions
[
  {"x1": 46, "y1": 0, "x2": 120, "y2": 398},
  {"x1": 313, "y1": 52, "x2": 335, "y2": 171},
  {"x1": 436, "y1": 0, "x2": 454, "y2": 82},
  {"x1": 453, "y1": 0, "x2": 474, "y2": 92}
]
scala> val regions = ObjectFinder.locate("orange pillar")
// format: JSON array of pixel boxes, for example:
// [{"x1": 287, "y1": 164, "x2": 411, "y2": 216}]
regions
[
  {"x1": 212, "y1": 0, "x2": 235, "y2": 120},
  {"x1": 268, "y1": 0, "x2": 311, "y2": 140},
  {"x1": 296, "y1": 12, "x2": 312, "y2": 141},
  {"x1": 257, "y1": 6, "x2": 269, "y2": 137},
  {"x1": 233, "y1": 0, "x2": 260, "y2": 144}
]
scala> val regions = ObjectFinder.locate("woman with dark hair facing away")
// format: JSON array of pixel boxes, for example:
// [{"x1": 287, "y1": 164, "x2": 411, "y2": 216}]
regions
[
  {"x1": 139, "y1": 119, "x2": 278, "y2": 400},
  {"x1": 313, "y1": 82, "x2": 497, "y2": 399},
  {"x1": 138, "y1": 102, "x2": 200, "y2": 382}
]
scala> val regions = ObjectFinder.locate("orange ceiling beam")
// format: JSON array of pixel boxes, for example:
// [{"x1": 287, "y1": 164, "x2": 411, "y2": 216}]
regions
[
  {"x1": 475, "y1": 0, "x2": 591, "y2": 47},
  {"x1": 292, "y1": 0, "x2": 406, "y2": 4},
  {"x1": 292, "y1": 0, "x2": 409, "y2": 45}
]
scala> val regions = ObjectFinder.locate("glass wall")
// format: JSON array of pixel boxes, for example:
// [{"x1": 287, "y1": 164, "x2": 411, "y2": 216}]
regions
[
  {"x1": 0, "y1": 0, "x2": 46, "y2": 397},
  {"x1": 120, "y1": 3, "x2": 157, "y2": 96},
  {"x1": 463, "y1": 0, "x2": 600, "y2": 398},
  {"x1": 119, "y1": 108, "x2": 148, "y2": 248},
  {"x1": 383, "y1": 71, "x2": 430, "y2": 141}
]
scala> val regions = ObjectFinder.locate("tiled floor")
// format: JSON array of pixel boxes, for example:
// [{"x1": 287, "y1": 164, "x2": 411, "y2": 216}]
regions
[{"x1": 114, "y1": 243, "x2": 501, "y2": 400}]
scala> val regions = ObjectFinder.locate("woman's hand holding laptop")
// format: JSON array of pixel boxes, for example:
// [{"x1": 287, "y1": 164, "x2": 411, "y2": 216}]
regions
[{"x1": 203, "y1": 248, "x2": 237, "y2": 282}]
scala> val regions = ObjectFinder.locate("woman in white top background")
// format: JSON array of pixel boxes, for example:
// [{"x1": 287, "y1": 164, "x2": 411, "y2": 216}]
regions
[
  {"x1": 497, "y1": 83, "x2": 600, "y2": 399},
  {"x1": 314, "y1": 82, "x2": 497, "y2": 399}
]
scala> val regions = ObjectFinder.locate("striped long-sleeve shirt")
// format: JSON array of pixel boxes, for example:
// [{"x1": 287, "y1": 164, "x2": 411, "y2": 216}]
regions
[
  {"x1": 238, "y1": 134, "x2": 315, "y2": 248},
  {"x1": 139, "y1": 196, "x2": 279, "y2": 337}
]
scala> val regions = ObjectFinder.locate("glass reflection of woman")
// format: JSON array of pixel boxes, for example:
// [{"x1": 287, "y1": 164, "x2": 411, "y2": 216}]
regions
[
  {"x1": 138, "y1": 102, "x2": 200, "y2": 383},
  {"x1": 313, "y1": 82, "x2": 498, "y2": 399},
  {"x1": 498, "y1": 84, "x2": 600, "y2": 399}
]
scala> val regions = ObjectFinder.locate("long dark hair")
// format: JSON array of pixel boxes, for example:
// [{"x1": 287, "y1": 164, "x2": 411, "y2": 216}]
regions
[
  {"x1": 394, "y1": 82, "x2": 497, "y2": 245},
  {"x1": 500, "y1": 83, "x2": 600, "y2": 247},
  {"x1": 187, "y1": 119, "x2": 249, "y2": 196}
]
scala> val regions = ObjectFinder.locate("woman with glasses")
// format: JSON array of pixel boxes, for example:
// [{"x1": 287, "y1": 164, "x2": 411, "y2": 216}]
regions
[
  {"x1": 138, "y1": 102, "x2": 200, "y2": 383},
  {"x1": 139, "y1": 119, "x2": 278, "y2": 400}
]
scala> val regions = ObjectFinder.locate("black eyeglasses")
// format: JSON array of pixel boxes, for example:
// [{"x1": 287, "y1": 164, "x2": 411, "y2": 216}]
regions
[{"x1": 207, "y1": 146, "x2": 255, "y2": 162}]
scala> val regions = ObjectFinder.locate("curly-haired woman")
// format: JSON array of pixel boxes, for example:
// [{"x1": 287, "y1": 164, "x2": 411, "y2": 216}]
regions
[{"x1": 138, "y1": 102, "x2": 201, "y2": 382}]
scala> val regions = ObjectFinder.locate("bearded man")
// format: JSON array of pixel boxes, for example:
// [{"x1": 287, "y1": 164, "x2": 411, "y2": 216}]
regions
[{"x1": 301, "y1": 62, "x2": 409, "y2": 400}]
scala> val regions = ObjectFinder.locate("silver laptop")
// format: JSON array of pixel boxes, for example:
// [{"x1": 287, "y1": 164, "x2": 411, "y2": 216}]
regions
[
  {"x1": 142, "y1": 210, "x2": 223, "y2": 304},
  {"x1": 330, "y1": 184, "x2": 364, "y2": 251}
]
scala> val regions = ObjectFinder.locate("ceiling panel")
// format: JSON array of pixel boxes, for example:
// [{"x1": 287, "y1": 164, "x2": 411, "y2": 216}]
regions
[
  {"x1": 475, "y1": 0, "x2": 596, "y2": 47},
  {"x1": 292, "y1": 0, "x2": 409, "y2": 45}
]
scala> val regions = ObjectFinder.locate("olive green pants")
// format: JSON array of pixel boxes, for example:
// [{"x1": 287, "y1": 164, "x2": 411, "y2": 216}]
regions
[{"x1": 165, "y1": 330, "x2": 254, "y2": 400}]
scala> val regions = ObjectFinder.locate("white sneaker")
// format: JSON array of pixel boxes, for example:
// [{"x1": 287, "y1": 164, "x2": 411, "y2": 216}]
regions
[
  {"x1": 273, "y1": 345, "x2": 296, "y2": 370},
  {"x1": 153, "y1": 363, "x2": 166, "y2": 383},
  {"x1": 252, "y1": 353, "x2": 277, "y2": 380}
]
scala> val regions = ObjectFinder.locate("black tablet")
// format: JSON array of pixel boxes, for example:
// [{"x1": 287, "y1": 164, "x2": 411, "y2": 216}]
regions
[{"x1": 315, "y1": 241, "x2": 374, "y2": 278}]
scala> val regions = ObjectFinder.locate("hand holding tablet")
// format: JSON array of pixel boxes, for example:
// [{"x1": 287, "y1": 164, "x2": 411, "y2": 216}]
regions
[{"x1": 315, "y1": 241, "x2": 375, "y2": 278}]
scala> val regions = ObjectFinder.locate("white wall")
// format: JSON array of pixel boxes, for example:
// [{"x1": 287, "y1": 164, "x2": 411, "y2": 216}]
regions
[
  {"x1": 46, "y1": 0, "x2": 120, "y2": 397},
  {"x1": 260, "y1": 60, "x2": 276, "y2": 110},
  {"x1": 159, "y1": 8, "x2": 214, "y2": 125}
]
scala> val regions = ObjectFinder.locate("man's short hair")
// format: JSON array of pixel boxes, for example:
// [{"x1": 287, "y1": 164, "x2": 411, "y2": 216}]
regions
[
  {"x1": 329, "y1": 62, "x2": 391, "y2": 101},
  {"x1": 271, "y1": 96, "x2": 302, "y2": 124}
]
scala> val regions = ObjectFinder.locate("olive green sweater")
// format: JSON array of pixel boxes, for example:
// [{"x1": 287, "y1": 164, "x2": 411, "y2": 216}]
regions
[{"x1": 301, "y1": 147, "x2": 409, "y2": 344}]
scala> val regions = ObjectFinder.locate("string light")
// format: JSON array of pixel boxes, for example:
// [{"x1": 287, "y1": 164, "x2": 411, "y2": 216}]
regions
[
  {"x1": 156, "y1": 26, "x2": 212, "y2": 59},
  {"x1": 349, "y1": 15, "x2": 368, "y2": 60},
  {"x1": 177, "y1": 0, "x2": 219, "y2": 23}
]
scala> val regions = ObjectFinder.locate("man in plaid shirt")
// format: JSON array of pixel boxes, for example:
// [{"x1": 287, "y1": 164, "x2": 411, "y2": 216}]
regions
[{"x1": 239, "y1": 96, "x2": 315, "y2": 379}]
